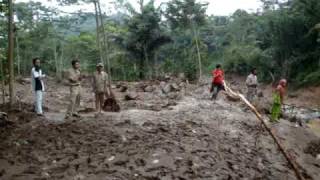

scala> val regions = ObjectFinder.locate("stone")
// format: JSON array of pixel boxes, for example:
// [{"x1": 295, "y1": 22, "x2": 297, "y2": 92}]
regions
[
  {"x1": 144, "y1": 86, "x2": 154, "y2": 92},
  {"x1": 162, "y1": 84, "x2": 172, "y2": 94},
  {"x1": 124, "y1": 92, "x2": 138, "y2": 101},
  {"x1": 171, "y1": 83, "x2": 180, "y2": 91}
]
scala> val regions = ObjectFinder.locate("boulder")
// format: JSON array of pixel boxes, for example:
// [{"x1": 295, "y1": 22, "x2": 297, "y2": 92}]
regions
[
  {"x1": 162, "y1": 84, "x2": 172, "y2": 94},
  {"x1": 119, "y1": 86, "x2": 128, "y2": 92},
  {"x1": 171, "y1": 83, "x2": 180, "y2": 91},
  {"x1": 144, "y1": 85, "x2": 154, "y2": 92},
  {"x1": 0, "y1": 112, "x2": 12, "y2": 127},
  {"x1": 124, "y1": 92, "x2": 139, "y2": 101}
]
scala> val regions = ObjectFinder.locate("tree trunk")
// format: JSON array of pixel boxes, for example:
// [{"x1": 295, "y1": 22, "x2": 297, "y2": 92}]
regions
[
  {"x1": 194, "y1": 27, "x2": 202, "y2": 81},
  {"x1": 143, "y1": 45, "x2": 150, "y2": 80},
  {"x1": 97, "y1": 0, "x2": 112, "y2": 86},
  {"x1": 8, "y1": 0, "x2": 15, "y2": 106},
  {"x1": 15, "y1": 35, "x2": 21, "y2": 76},
  {"x1": 53, "y1": 41, "x2": 58, "y2": 77},
  {"x1": 94, "y1": 0, "x2": 103, "y2": 63},
  {"x1": 139, "y1": 52, "x2": 144, "y2": 79},
  {"x1": 0, "y1": 57, "x2": 5, "y2": 104},
  {"x1": 58, "y1": 43, "x2": 64, "y2": 80}
]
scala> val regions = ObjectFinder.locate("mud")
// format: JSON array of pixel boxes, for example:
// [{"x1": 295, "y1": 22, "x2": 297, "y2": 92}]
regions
[{"x1": 0, "y1": 77, "x2": 319, "y2": 180}]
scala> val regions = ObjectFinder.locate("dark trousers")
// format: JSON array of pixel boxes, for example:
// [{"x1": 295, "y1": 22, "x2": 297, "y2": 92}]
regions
[{"x1": 210, "y1": 83, "x2": 225, "y2": 100}]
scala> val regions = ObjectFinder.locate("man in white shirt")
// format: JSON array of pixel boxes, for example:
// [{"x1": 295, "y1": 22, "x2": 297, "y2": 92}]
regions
[
  {"x1": 246, "y1": 68, "x2": 258, "y2": 102},
  {"x1": 31, "y1": 58, "x2": 45, "y2": 116}
]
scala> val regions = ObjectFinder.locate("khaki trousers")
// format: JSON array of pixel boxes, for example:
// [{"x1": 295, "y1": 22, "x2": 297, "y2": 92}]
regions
[
  {"x1": 246, "y1": 87, "x2": 257, "y2": 102},
  {"x1": 66, "y1": 85, "x2": 81, "y2": 117},
  {"x1": 95, "y1": 92, "x2": 105, "y2": 112}
]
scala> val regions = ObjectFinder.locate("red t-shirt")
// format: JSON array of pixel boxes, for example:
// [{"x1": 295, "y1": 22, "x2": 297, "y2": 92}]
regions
[{"x1": 212, "y1": 69, "x2": 224, "y2": 84}]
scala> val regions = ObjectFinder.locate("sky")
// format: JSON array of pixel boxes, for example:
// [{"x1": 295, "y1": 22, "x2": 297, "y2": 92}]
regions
[{"x1": 16, "y1": 0, "x2": 263, "y2": 16}]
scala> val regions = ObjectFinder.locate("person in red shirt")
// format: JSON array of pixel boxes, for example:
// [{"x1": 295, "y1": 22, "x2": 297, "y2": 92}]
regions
[{"x1": 210, "y1": 64, "x2": 225, "y2": 100}]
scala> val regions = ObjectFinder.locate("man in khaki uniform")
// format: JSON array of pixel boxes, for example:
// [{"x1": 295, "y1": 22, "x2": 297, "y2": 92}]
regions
[
  {"x1": 93, "y1": 63, "x2": 109, "y2": 113},
  {"x1": 65, "y1": 59, "x2": 82, "y2": 118},
  {"x1": 246, "y1": 68, "x2": 258, "y2": 102}
]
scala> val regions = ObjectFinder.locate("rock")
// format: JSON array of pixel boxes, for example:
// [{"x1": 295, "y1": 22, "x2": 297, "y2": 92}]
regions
[
  {"x1": 124, "y1": 92, "x2": 138, "y2": 101},
  {"x1": 162, "y1": 84, "x2": 172, "y2": 94},
  {"x1": 171, "y1": 83, "x2": 180, "y2": 91},
  {"x1": 0, "y1": 112, "x2": 12, "y2": 127},
  {"x1": 178, "y1": 73, "x2": 186, "y2": 80},
  {"x1": 258, "y1": 91, "x2": 264, "y2": 97},
  {"x1": 144, "y1": 86, "x2": 154, "y2": 92},
  {"x1": 160, "y1": 81, "x2": 166, "y2": 89},
  {"x1": 167, "y1": 92, "x2": 179, "y2": 100},
  {"x1": 119, "y1": 86, "x2": 128, "y2": 92},
  {"x1": 179, "y1": 82, "x2": 186, "y2": 88}
]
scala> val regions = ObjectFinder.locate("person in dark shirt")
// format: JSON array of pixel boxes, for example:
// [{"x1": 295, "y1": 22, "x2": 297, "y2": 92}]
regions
[{"x1": 31, "y1": 58, "x2": 45, "y2": 116}]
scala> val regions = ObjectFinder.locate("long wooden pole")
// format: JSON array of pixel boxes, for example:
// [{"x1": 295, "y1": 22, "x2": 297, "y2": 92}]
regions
[{"x1": 223, "y1": 81, "x2": 306, "y2": 180}]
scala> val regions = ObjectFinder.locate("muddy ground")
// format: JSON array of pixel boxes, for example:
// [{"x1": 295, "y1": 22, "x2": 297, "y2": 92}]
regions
[{"x1": 0, "y1": 76, "x2": 319, "y2": 180}]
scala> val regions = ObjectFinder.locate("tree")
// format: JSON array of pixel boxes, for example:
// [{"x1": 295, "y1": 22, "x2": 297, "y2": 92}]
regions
[
  {"x1": 165, "y1": 0, "x2": 208, "y2": 80},
  {"x1": 124, "y1": 0, "x2": 171, "y2": 79},
  {"x1": 8, "y1": 0, "x2": 15, "y2": 106}
]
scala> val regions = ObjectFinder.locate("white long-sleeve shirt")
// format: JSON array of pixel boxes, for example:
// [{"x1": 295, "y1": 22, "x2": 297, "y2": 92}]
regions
[
  {"x1": 31, "y1": 67, "x2": 45, "y2": 92},
  {"x1": 246, "y1": 73, "x2": 258, "y2": 87}
]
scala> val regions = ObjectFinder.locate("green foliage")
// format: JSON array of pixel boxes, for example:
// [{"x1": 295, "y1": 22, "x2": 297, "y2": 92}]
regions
[
  {"x1": 0, "y1": 0, "x2": 318, "y2": 87},
  {"x1": 123, "y1": 0, "x2": 171, "y2": 79}
]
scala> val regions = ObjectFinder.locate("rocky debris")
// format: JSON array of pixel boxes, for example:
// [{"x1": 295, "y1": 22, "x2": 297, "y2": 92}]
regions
[
  {"x1": 124, "y1": 92, "x2": 139, "y2": 101},
  {"x1": 171, "y1": 83, "x2": 180, "y2": 91},
  {"x1": 119, "y1": 86, "x2": 128, "y2": 92},
  {"x1": 255, "y1": 98, "x2": 272, "y2": 114},
  {"x1": 305, "y1": 140, "x2": 320, "y2": 157},
  {"x1": 144, "y1": 85, "x2": 154, "y2": 92},
  {"x1": 115, "y1": 82, "x2": 128, "y2": 92},
  {"x1": 0, "y1": 112, "x2": 12, "y2": 127},
  {"x1": 162, "y1": 84, "x2": 172, "y2": 94}
]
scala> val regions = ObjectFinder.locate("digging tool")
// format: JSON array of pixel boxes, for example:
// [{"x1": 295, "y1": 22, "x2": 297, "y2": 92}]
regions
[{"x1": 223, "y1": 81, "x2": 307, "y2": 180}]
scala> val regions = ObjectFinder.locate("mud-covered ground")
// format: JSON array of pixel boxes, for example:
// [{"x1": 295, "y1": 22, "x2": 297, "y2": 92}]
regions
[{"x1": 0, "y1": 77, "x2": 319, "y2": 180}]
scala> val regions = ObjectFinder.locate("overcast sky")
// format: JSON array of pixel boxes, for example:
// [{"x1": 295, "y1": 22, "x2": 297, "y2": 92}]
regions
[{"x1": 17, "y1": 0, "x2": 263, "y2": 16}]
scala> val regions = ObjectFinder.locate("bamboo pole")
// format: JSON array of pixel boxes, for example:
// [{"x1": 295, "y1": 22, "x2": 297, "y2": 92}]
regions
[{"x1": 223, "y1": 81, "x2": 306, "y2": 180}]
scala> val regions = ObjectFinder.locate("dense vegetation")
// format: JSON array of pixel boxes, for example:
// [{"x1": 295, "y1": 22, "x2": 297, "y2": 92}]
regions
[{"x1": 0, "y1": 0, "x2": 319, "y2": 86}]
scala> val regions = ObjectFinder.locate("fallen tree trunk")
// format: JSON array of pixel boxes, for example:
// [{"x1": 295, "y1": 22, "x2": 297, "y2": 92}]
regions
[{"x1": 223, "y1": 81, "x2": 307, "y2": 180}]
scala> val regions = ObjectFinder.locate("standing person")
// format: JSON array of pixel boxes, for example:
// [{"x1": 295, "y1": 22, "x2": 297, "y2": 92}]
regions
[
  {"x1": 246, "y1": 68, "x2": 258, "y2": 102},
  {"x1": 210, "y1": 64, "x2": 225, "y2": 100},
  {"x1": 31, "y1": 58, "x2": 45, "y2": 116},
  {"x1": 65, "y1": 59, "x2": 82, "y2": 119},
  {"x1": 92, "y1": 62, "x2": 109, "y2": 113},
  {"x1": 271, "y1": 79, "x2": 287, "y2": 122}
]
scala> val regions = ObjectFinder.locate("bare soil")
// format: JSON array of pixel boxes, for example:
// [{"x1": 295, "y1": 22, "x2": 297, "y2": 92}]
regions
[{"x1": 0, "y1": 76, "x2": 319, "y2": 180}]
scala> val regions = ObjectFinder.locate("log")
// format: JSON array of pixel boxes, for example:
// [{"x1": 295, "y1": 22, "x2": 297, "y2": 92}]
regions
[{"x1": 224, "y1": 81, "x2": 306, "y2": 180}]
